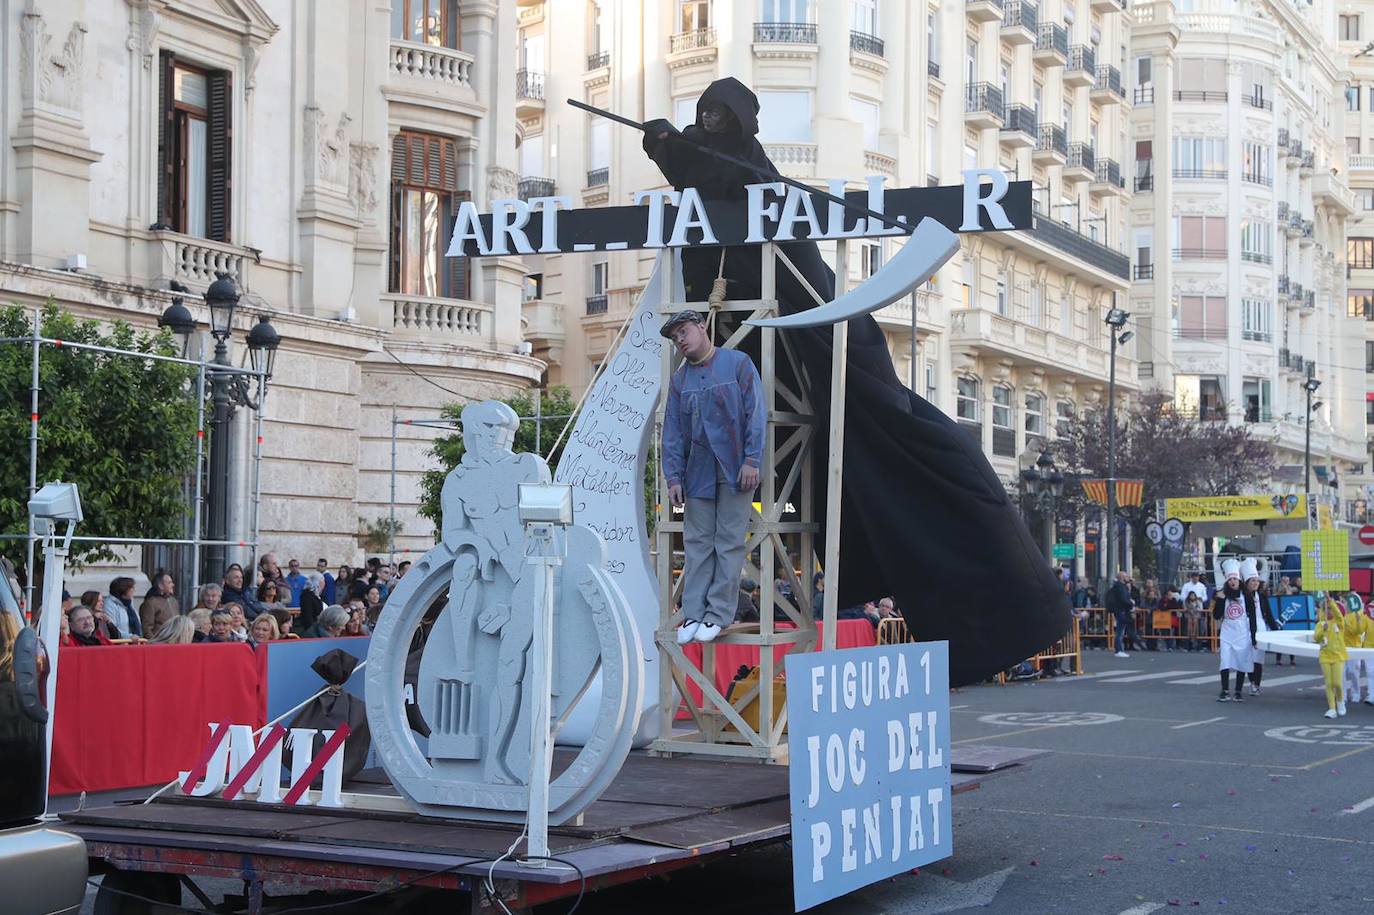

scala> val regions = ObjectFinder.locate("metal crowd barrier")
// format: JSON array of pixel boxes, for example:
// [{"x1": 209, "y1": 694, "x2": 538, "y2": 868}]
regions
[
  {"x1": 1079, "y1": 606, "x2": 1218, "y2": 652},
  {"x1": 876, "y1": 616, "x2": 1083, "y2": 682}
]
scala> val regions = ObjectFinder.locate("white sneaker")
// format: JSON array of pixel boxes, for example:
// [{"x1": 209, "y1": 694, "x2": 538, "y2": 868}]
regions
[
  {"x1": 1114, "y1": 651, "x2": 1129, "y2": 659},
  {"x1": 694, "y1": 622, "x2": 723, "y2": 643},
  {"x1": 676, "y1": 620, "x2": 700, "y2": 644},
  {"x1": 1338, "y1": 701, "x2": 1348, "y2": 717},
  {"x1": 1325, "y1": 708, "x2": 1339, "y2": 719}
]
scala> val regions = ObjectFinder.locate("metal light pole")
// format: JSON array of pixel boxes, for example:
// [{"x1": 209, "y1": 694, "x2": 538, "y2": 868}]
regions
[
  {"x1": 1104, "y1": 307, "x2": 1130, "y2": 591},
  {"x1": 1021, "y1": 448, "x2": 1065, "y2": 564},
  {"x1": 1304, "y1": 368, "x2": 1321, "y2": 524}
]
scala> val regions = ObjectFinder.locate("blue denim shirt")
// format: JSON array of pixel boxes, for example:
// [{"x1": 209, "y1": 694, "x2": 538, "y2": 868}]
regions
[{"x1": 662, "y1": 348, "x2": 766, "y2": 498}]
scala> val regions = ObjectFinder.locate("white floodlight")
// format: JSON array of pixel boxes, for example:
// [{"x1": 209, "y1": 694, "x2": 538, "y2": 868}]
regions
[{"x1": 518, "y1": 483, "x2": 575, "y2": 526}]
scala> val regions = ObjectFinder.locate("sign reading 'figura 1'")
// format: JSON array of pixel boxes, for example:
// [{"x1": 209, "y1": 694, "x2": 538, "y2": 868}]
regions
[{"x1": 447, "y1": 172, "x2": 1032, "y2": 256}]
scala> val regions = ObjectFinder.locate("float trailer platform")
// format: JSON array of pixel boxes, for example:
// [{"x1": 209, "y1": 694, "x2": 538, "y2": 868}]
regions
[{"x1": 61, "y1": 746, "x2": 1045, "y2": 914}]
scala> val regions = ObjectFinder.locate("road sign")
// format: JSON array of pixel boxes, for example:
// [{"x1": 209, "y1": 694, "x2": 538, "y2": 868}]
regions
[
  {"x1": 1359, "y1": 525, "x2": 1374, "y2": 547},
  {"x1": 1052, "y1": 543, "x2": 1075, "y2": 560}
]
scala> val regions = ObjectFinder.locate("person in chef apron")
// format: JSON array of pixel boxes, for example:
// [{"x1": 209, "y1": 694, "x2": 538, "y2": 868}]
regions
[
  {"x1": 1246, "y1": 560, "x2": 1281, "y2": 696},
  {"x1": 1211, "y1": 558, "x2": 1256, "y2": 702}
]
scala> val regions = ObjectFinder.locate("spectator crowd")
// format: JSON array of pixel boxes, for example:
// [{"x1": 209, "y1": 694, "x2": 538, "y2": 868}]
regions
[{"x1": 51, "y1": 553, "x2": 409, "y2": 651}]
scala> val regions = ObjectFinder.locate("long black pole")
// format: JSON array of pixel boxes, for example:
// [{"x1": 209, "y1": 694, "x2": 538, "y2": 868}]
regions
[
  {"x1": 1105, "y1": 330, "x2": 1118, "y2": 592},
  {"x1": 567, "y1": 98, "x2": 915, "y2": 236}
]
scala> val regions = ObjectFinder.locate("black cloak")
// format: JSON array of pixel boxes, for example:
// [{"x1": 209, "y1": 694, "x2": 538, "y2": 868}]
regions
[
  {"x1": 288, "y1": 649, "x2": 371, "y2": 783},
  {"x1": 645, "y1": 78, "x2": 1069, "y2": 686}
]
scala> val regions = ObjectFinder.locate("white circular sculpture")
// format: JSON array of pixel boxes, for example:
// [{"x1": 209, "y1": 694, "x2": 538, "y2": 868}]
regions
[{"x1": 366, "y1": 401, "x2": 644, "y2": 823}]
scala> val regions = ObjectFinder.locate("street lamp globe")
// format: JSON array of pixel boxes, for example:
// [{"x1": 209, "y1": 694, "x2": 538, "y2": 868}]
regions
[
  {"x1": 204, "y1": 271, "x2": 240, "y2": 341},
  {"x1": 157, "y1": 284, "x2": 196, "y2": 353},
  {"x1": 245, "y1": 314, "x2": 281, "y2": 380}
]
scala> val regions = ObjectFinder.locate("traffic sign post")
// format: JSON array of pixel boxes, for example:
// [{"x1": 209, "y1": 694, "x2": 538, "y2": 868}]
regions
[
  {"x1": 1052, "y1": 543, "x2": 1075, "y2": 561},
  {"x1": 1359, "y1": 525, "x2": 1374, "y2": 547}
]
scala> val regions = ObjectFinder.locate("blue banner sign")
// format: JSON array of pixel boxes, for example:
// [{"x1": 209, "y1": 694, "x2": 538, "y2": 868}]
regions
[{"x1": 786, "y1": 642, "x2": 952, "y2": 911}]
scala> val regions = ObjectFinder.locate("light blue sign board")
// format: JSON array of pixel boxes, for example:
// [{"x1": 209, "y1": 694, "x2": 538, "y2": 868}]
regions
[
  {"x1": 263, "y1": 636, "x2": 371, "y2": 721},
  {"x1": 1273, "y1": 595, "x2": 1315, "y2": 629},
  {"x1": 785, "y1": 642, "x2": 952, "y2": 912}
]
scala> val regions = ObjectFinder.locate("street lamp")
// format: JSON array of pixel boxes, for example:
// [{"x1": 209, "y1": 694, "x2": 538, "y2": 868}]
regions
[
  {"x1": 1104, "y1": 306, "x2": 1130, "y2": 591},
  {"x1": 1020, "y1": 447, "x2": 1065, "y2": 563},
  {"x1": 157, "y1": 281, "x2": 196, "y2": 357},
  {"x1": 1304, "y1": 369, "x2": 1322, "y2": 524},
  {"x1": 202, "y1": 272, "x2": 278, "y2": 582}
]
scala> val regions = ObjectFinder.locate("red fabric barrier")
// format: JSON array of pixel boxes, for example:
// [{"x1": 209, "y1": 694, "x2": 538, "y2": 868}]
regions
[
  {"x1": 49, "y1": 644, "x2": 262, "y2": 795},
  {"x1": 679, "y1": 620, "x2": 877, "y2": 711}
]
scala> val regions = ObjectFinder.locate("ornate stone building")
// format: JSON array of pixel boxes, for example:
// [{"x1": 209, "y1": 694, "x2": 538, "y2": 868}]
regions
[{"x1": 0, "y1": 0, "x2": 540, "y2": 571}]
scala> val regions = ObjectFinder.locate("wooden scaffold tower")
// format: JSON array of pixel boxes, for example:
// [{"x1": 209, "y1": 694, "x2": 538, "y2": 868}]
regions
[{"x1": 652, "y1": 241, "x2": 853, "y2": 762}]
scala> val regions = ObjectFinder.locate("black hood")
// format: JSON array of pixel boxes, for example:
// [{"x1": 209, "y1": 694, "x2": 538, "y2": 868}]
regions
[{"x1": 697, "y1": 77, "x2": 760, "y2": 138}]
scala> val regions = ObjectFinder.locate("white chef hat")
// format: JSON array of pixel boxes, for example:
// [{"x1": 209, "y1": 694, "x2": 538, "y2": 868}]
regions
[
  {"x1": 1240, "y1": 558, "x2": 1260, "y2": 582},
  {"x1": 1221, "y1": 558, "x2": 1241, "y2": 581}
]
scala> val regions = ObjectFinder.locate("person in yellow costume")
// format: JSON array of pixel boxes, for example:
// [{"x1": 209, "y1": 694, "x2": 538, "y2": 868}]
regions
[
  {"x1": 1313, "y1": 595, "x2": 1348, "y2": 719},
  {"x1": 1341, "y1": 592, "x2": 1372, "y2": 707}
]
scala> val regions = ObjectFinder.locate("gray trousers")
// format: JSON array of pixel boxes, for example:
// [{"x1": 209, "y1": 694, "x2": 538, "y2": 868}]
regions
[{"x1": 681, "y1": 482, "x2": 754, "y2": 628}]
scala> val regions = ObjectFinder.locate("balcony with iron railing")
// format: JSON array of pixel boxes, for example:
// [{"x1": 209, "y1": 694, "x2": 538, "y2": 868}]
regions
[
  {"x1": 1134, "y1": 263, "x2": 1154, "y2": 280},
  {"x1": 1033, "y1": 123, "x2": 1067, "y2": 164},
  {"x1": 1172, "y1": 247, "x2": 1228, "y2": 261},
  {"x1": 850, "y1": 30, "x2": 884, "y2": 57},
  {"x1": 1134, "y1": 167, "x2": 1153, "y2": 191},
  {"x1": 1092, "y1": 158, "x2": 1125, "y2": 194},
  {"x1": 1172, "y1": 166, "x2": 1227, "y2": 180},
  {"x1": 1171, "y1": 326, "x2": 1228, "y2": 343},
  {"x1": 1023, "y1": 210, "x2": 1130, "y2": 278},
  {"x1": 586, "y1": 167, "x2": 609, "y2": 187},
  {"x1": 1174, "y1": 89, "x2": 1228, "y2": 102},
  {"x1": 928, "y1": 59, "x2": 941, "y2": 78},
  {"x1": 585, "y1": 294, "x2": 608, "y2": 315},
  {"x1": 1300, "y1": 219, "x2": 1314, "y2": 244},
  {"x1": 1034, "y1": 23, "x2": 1069, "y2": 65},
  {"x1": 1286, "y1": 140, "x2": 1304, "y2": 162},
  {"x1": 518, "y1": 177, "x2": 555, "y2": 200},
  {"x1": 1064, "y1": 142, "x2": 1095, "y2": 181},
  {"x1": 967, "y1": 0, "x2": 1006, "y2": 23},
  {"x1": 1065, "y1": 45, "x2": 1095, "y2": 87},
  {"x1": 1000, "y1": 0, "x2": 1038, "y2": 43},
  {"x1": 1244, "y1": 92, "x2": 1273, "y2": 110},
  {"x1": 586, "y1": 50, "x2": 610, "y2": 69},
  {"x1": 1133, "y1": 85, "x2": 1154, "y2": 105},
  {"x1": 1240, "y1": 250, "x2": 1273, "y2": 265},
  {"x1": 1278, "y1": 128, "x2": 1290, "y2": 149},
  {"x1": 516, "y1": 68, "x2": 544, "y2": 100},
  {"x1": 1000, "y1": 104, "x2": 1038, "y2": 146},
  {"x1": 964, "y1": 82, "x2": 1005, "y2": 128},
  {"x1": 753, "y1": 21, "x2": 818, "y2": 43},
  {"x1": 1278, "y1": 275, "x2": 1291, "y2": 294},
  {"x1": 1277, "y1": 201, "x2": 1290, "y2": 221},
  {"x1": 670, "y1": 28, "x2": 716, "y2": 53},
  {"x1": 1091, "y1": 65, "x2": 1124, "y2": 103},
  {"x1": 1300, "y1": 151, "x2": 1315, "y2": 172},
  {"x1": 1242, "y1": 170, "x2": 1273, "y2": 187},
  {"x1": 1302, "y1": 290, "x2": 1316, "y2": 309}
]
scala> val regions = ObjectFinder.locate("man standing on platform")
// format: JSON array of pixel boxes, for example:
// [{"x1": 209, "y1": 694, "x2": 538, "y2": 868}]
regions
[{"x1": 662, "y1": 309, "x2": 765, "y2": 645}]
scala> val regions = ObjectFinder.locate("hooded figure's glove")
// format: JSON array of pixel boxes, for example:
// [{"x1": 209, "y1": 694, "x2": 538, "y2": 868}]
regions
[{"x1": 642, "y1": 118, "x2": 679, "y2": 155}]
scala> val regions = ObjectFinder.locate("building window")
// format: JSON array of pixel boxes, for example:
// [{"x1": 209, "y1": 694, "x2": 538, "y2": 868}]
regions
[
  {"x1": 1341, "y1": 14, "x2": 1361, "y2": 41},
  {"x1": 956, "y1": 376, "x2": 980, "y2": 422},
  {"x1": 391, "y1": 0, "x2": 461, "y2": 48},
  {"x1": 851, "y1": 0, "x2": 878, "y2": 37},
  {"x1": 1172, "y1": 215, "x2": 1227, "y2": 259},
  {"x1": 1349, "y1": 137, "x2": 1363, "y2": 158},
  {"x1": 1348, "y1": 85, "x2": 1361, "y2": 112},
  {"x1": 1025, "y1": 392, "x2": 1045, "y2": 436},
  {"x1": 1366, "y1": 341, "x2": 1374, "y2": 372},
  {"x1": 524, "y1": 273, "x2": 544, "y2": 302},
  {"x1": 862, "y1": 240, "x2": 883, "y2": 277},
  {"x1": 1360, "y1": 188, "x2": 1374, "y2": 211},
  {"x1": 389, "y1": 131, "x2": 469, "y2": 299},
  {"x1": 759, "y1": 0, "x2": 814, "y2": 22},
  {"x1": 1241, "y1": 379, "x2": 1271, "y2": 423},
  {"x1": 996, "y1": 278, "x2": 1008, "y2": 316},
  {"x1": 157, "y1": 54, "x2": 231, "y2": 241},
  {"x1": 1241, "y1": 298, "x2": 1271, "y2": 341},
  {"x1": 927, "y1": 9, "x2": 938, "y2": 68},
  {"x1": 850, "y1": 96, "x2": 880, "y2": 151},
  {"x1": 1055, "y1": 400, "x2": 1074, "y2": 437},
  {"x1": 1172, "y1": 136, "x2": 1227, "y2": 176},
  {"x1": 1175, "y1": 295, "x2": 1226, "y2": 340},
  {"x1": 961, "y1": 256, "x2": 977, "y2": 309},
  {"x1": 1350, "y1": 289, "x2": 1374, "y2": 319},
  {"x1": 1351, "y1": 238, "x2": 1374, "y2": 269},
  {"x1": 924, "y1": 359, "x2": 938, "y2": 403},
  {"x1": 757, "y1": 90, "x2": 813, "y2": 141},
  {"x1": 1240, "y1": 221, "x2": 1272, "y2": 263},
  {"x1": 991, "y1": 384, "x2": 1015, "y2": 457},
  {"x1": 1242, "y1": 142, "x2": 1271, "y2": 185},
  {"x1": 680, "y1": 0, "x2": 711, "y2": 32}
]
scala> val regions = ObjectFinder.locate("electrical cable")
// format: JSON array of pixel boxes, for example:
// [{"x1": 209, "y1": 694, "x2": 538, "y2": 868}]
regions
[{"x1": 379, "y1": 344, "x2": 475, "y2": 401}]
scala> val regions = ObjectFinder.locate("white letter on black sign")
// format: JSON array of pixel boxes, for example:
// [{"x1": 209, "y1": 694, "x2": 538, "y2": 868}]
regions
[
  {"x1": 447, "y1": 200, "x2": 490, "y2": 256},
  {"x1": 668, "y1": 187, "x2": 718, "y2": 246},
  {"x1": 529, "y1": 195, "x2": 574, "y2": 254},
  {"x1": 745, "y1": 182, "x2": 784, "y2": 243},
  {"x1": 775, "y1": 186, "x2": 822, "y2": 242},
  {"x1": 488, "y1": 198, "x2": 535, "y2": 255},
  {"x1": 635, "y1": 189, "x2": 680, "y2": 248},
  {"x1": 959, "y1": 168, "x2": 1014, "y2": 231}
]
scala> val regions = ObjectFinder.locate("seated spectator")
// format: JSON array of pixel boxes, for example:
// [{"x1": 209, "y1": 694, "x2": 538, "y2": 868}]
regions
[
  {"x1": 285, "y1": 559, "x2": 308, "y2": 608},
  {"x1": 344, "y1": 605, "x2": 368, "y2": 636},
  {"x1": 220, "y1": 566, "x2": 264, "y2": 619},
  {"x1": 248, "y1": 613, "x2": 280, "y2": 648},
  {"x1": 224, "y1": 603, "x2": 249, "y2": 642},
  {"x1": 877, "y1": 597, "x2": 900, "y2": 620},
  {"x1": 193, "y1": 582, "x2": 223, "y2": 613},
  {"x1": 149, "y1": 616, "x2": 196, "y2": 645},
  {"x1": 256, "y1": 579, "x2": 288, "y2": 614},
  {"x1": 140, "y1": 571, "x2": 179, "y2": 635},
  {"x1": 269, "y1": 608, "x2": 296, "y2": 639},
  {"x1": 106, "y1": 577, "x2": 140, "y2": 638},
  {"x1": 205, "y1": 610, "x2": 235, "y2": 643},
  {"x1": 299, "y1": 572, "x2": 326, "y2": 630},
  {"x1": 736, "y1": 578, "x2": 760, "y2": 623},
  {"x1": 300, "y1": 604, "x2": 349, "y2": 639},
  {"x1": 66, "y1": 605, "x2": 111, "y2": 646},
  {"x1": 811, "y1": 572, "x2": 825, "y2": 618},
  {"x1": 187, "y1": 608, "x2": 212, "y2": 642},
  {"x1": 81, "y1": 591, "x2": 122, "y2": 641}
]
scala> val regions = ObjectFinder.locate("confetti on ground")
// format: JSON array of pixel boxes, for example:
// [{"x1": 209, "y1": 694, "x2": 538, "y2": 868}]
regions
[
  {"x1": 1176, "y1": 842, "x2": 1188, "y2": 847},
  {"x1": 1172, "y1": 802, "x2": 1183, "y2": 808},
  {"x1": 1103, "y1": 854, "x2": 1125, "y2": 861},
  {"x1": 1199, "y1": 853, "x2": 1209, "y2": 860},
  {"x1": 1168, "y1": 901, "x2": 1182, "y2": 907}
]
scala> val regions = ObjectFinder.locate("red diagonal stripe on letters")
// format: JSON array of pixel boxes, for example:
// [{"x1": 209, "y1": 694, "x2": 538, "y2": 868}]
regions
[
  {"x1": 221, "y1": 724, "x2": 288, "y2": 801},
  {"x1": 179, "y1": 721, "x2": 231, "y2": 794},
  {"x1": 281, "y1": 723, "x2": 352, "y2": 806}
]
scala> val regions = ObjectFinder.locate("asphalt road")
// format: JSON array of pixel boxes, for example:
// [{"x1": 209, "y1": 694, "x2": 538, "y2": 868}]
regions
[{"x1": 80, "y1": 648, "x2": 1374, "y2": 914}]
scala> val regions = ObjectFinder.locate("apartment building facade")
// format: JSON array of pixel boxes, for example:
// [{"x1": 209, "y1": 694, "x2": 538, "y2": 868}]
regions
[
  {"x1": 519, "y1": 0, "x2": 1139, "y2": 493},
  {"x1": 0, "y1": 0, "x2": 540, "y2": 565},
  {"x1": 1127, "y1": 0, "x2": 1363, "y2": 513}
]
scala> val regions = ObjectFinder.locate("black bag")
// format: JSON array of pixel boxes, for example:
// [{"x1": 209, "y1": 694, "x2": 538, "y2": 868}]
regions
[{"x1": 287, "y1": 649, "x2": 370, "y2": 784}]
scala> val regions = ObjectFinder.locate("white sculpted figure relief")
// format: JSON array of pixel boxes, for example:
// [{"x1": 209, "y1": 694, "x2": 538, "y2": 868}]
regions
[{"x1": 366, "y1": 401, "x2": 643, "y2": 823}]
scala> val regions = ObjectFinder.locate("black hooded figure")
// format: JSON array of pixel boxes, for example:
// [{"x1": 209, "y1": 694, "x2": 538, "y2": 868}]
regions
[{"x1": 643, "y1": 77, "x2": 1069, "y2": 687}]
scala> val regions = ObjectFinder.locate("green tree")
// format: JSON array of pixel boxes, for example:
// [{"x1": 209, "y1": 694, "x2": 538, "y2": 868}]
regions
[
  {"x1": 419, "y1": 385, "x2": 658, "y2": 539},
  {"x1": 0, "y1": 303, "x2": 199, "y2": 570}
]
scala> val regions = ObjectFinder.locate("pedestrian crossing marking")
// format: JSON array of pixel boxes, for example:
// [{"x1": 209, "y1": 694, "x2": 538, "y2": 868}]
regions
[
  {"x1": 1169, "y1": 674, "x2": 1225, "y2": 685},
  {"x1": 1050, "y1": 670, "x2": 1141, "y2": 682},
  {"x1": 1250, "y1": 674, "x2": 1322, "y2": 688},
  {"x1": 1101, "y1": 670, "x2": 1195, "y2": 683}
]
